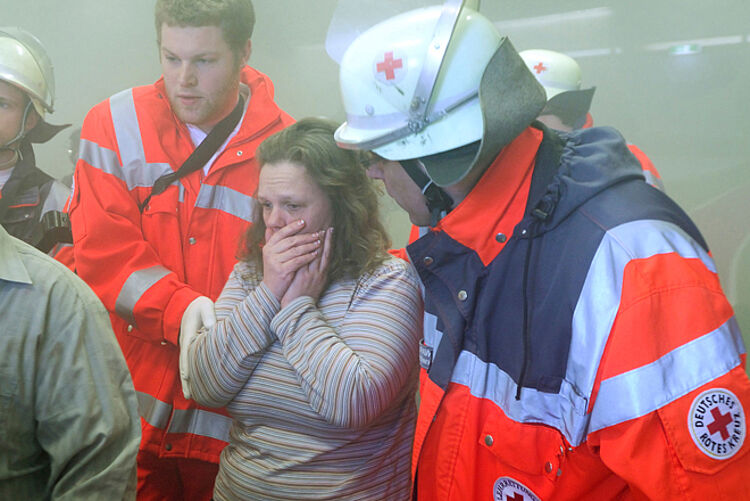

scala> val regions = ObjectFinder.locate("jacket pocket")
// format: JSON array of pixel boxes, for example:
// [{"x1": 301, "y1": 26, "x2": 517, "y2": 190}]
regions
[
  {"x1": 475, "y1": 407, "x2": 569, "y2": 501},
  {"x1": 479, "y1": 410, "x2": 568, "y2": 478},
  {"x1": 140, "y1": 189, "x2": 183, "y2": 264}
]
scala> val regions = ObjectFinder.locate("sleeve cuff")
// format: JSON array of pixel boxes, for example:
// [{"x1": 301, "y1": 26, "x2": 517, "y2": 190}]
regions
[
  {"x1": 271, "y1": 296, "x2": 315, "y2": 343},
  {"x1": 164, "y1": 286, "x2": 202, "y2": 346}
]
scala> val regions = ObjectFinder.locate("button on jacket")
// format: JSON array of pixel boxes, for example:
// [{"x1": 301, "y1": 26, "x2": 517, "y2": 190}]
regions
[{"x1": 68, "y1": 66, "x2": 294, "y2": 464}]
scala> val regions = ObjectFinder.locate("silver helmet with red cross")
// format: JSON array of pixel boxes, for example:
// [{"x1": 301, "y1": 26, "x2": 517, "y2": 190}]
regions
[
  {"x1": 331, "y1": 0, "x2": 546, "y2": 186},
  {"x1": 520, "y1": 49, "x2": 596, "y2": 129}
]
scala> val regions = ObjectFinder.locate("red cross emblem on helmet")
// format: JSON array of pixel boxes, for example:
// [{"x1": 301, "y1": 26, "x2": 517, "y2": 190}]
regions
[
  {"x1": 533, "y1": 61, "x2": 547, "y2": 74},
  {"x1": 374, "y1": 50, "x2": 406, "y2": 84}
]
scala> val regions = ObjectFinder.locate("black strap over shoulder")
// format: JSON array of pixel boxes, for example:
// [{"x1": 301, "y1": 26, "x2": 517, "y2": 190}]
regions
[{"x1": 139, "y1": 94, "x2": 245, "y2": 212}]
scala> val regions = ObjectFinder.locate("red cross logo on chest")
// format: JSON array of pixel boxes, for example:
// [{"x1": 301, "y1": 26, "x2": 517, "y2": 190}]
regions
[
  {"x1": 376, "y1": 51, "x2": 403, "y2": 80},
  {"x1": 708, "y1": 406, "x2": 733, "y2": 440},
  {"x1": 533, "y1": 62, "x2": 547, "y2": 74}
]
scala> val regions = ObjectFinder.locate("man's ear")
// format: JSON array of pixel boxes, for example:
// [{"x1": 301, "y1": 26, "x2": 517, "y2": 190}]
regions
[
  {"x1": 24, "y1": 108, "x2": 40, "y2": 133},
  {"x1": 241, "y1": 39, "x2": 252, "y2": 66}
]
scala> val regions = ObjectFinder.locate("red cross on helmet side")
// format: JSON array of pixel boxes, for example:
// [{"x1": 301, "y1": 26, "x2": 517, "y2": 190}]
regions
[{"x1": 518, "y1": 49, "x2": 582, "y2": 101}]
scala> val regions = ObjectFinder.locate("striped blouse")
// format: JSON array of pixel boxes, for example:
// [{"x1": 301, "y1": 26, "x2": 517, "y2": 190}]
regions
[{"x1": 188, "y1": 256, "x2": 422, "y2": 500}]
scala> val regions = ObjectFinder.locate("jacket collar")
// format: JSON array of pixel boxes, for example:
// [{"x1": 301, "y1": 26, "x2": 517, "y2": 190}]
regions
[
  {"x1": 524, "y1": 125, "x2": 646, "y2": 235},
  {"x1": 435, "y1": 126, "x2": 543, "y2": 266}
]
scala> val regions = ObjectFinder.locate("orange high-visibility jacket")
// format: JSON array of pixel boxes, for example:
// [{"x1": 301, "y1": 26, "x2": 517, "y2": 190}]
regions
[
  {"x1": 409, "y1": 125, "x2": 750, "y2": 500},
  {"x1": 68, "y1": 66, "x2": 293, "y2": 463}
]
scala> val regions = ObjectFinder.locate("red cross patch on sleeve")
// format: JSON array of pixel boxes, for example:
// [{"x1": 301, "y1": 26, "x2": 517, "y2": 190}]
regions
[
  {"x1": 656, "y1": 366, "x2": 750, "y2": 477},
  {"x1": 688, "y1": 388, "x2": 746, "y2": 460}
]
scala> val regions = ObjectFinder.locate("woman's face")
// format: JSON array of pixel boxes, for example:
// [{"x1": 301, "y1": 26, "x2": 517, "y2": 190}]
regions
[{"x1": 257, "y1": 161, "x2": 333, "y2": 241}]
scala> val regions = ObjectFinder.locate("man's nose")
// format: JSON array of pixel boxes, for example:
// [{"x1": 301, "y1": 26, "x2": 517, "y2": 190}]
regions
[{"x1": 179, "y1": 63, "x2": 197, "y2": 87}]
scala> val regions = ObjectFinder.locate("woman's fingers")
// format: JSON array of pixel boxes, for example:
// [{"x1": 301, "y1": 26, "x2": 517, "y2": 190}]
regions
[
  {"x1": 267, "y1": 229, "x2": 321, "y2": 257},
  {"x1": 266, "y1": 219, "x2": 306, "y2": 245},
  {"x1": 277, "y1": 239, "x2": 321, "y2": 265},
  {"x1": 317, "y1": 227, "x2": 333, "y2": 272}
]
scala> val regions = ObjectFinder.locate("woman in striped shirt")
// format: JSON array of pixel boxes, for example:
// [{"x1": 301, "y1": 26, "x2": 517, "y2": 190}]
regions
[{"x1": 186, "y1": 117, "x2": 422, "y2": 500}]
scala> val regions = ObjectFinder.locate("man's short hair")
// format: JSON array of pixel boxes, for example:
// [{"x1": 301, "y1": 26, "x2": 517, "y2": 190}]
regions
[{"x1": 155, "y1": 0, "x2": 255, "y2": 55}]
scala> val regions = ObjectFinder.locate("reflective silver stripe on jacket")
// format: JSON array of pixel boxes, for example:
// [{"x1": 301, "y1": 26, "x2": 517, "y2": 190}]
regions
[
  {"x1": 115, "y1": 265, "x2": 171, "y2": 327},
  {"x1": 449, "y1": 218, "x2": 734, "y2": 447},
  {"x1": 78, "y1": 138, "x2": 125, "y2": 180},
  {"x1": 79, "y1": 137, "x2": 171, "y2": 191},
  {"x1": 137, "y1": 391, "x2": 231, "y2": 443},
  {"x1": 195, "y1": 184, "x2": 256, "y2": 223},
  {"x1": 168, "y1": 407, "x2": 232, "y2": 442},
  {"x1": 451, "y1": 349, "x2": 590, "y2": 446},
  {"x1": 590, "y1": 316, "x2": 744, "y2": 434},
  {"x1": 568, "y1": 219, "x2": 717, "y2": 409},
  {"x1": 108, "y1": 89, "x2": 174, "y2": 190},
  {"x1": 137, "y1": 391, "x2": 172, "y2": 430}
]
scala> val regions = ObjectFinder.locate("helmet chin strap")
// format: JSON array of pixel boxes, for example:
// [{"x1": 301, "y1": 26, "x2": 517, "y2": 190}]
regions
[
  {"x1": 0, "y1": 148, "x2": 19, "y2": 170},
  {"x1": 399, "y1": 159, "x2": 453, "y2": 227}
]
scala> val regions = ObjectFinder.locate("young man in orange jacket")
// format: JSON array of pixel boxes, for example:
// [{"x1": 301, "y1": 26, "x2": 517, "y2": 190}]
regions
[
  {"x1": 333, "y1": 1, "x2": 750, "y2": 499},
  {"x1": 67, "y1": 0, "x2": 293, "y2": 499}
]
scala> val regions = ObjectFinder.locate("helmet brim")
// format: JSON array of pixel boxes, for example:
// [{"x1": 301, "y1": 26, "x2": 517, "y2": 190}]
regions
[
  {"x1": 26, "y1": 120, "x2": 70, "y2": 144},
  {"x1": 541, "y1": 87, "x2": 596, "y2": 129},
  {"x1": 421, "y1": 38, "x2": 547, "y2": 187}
]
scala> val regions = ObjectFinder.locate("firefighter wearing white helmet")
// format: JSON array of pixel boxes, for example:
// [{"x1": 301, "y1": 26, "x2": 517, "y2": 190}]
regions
[
  {"x1": 520, "y1": 48, "x2": 665, "y2": 190},
  {"x1": 333, "y1": 2, "x2": 750, "y2": 499},
  {"x1": 336, "y1": 1, "x2": 545, "y2": 226},
  {"x1": 519, "y1": 48, "x2": 596, "y2": 130},
  {"x1": 0, "y1": 27, "x2": 72, "y2": 254}
]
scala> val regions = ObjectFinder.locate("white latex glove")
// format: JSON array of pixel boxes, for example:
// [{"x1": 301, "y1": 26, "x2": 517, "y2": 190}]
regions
[{"x1": 179, "y1": 296, "x2": 216, "y2": 400}]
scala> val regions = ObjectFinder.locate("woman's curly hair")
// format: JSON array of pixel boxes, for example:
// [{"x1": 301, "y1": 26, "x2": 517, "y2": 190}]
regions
[{"x1": 239, "y1": 117, "x2": 391, "y2": 283}]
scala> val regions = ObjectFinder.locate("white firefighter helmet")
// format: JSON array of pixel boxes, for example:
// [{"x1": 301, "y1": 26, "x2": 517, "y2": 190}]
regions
[
  {"x1": 333, "y1": 1, "x2": 546, "y2": 186},
  {"x1": 519, "y1": 49, "x2": 581, "y2": 100},
  {"x1": 0, "y1": 27, "x2": 56, "y2": 117},
  {"x1": 520, "y1": 48, "x2": 595, "y2": 129},
  {"x1": 334, "y1": 2, "x2": 500, "y2": 161}
]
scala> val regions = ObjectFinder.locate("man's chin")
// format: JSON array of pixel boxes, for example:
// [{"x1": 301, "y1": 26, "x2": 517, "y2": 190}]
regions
[
  {"x1": 169, "y1": 102, "x2": 204, "y2": 126},
  {"x1": 408, "y1": 213, "x2": 432, "y2": 227}
]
